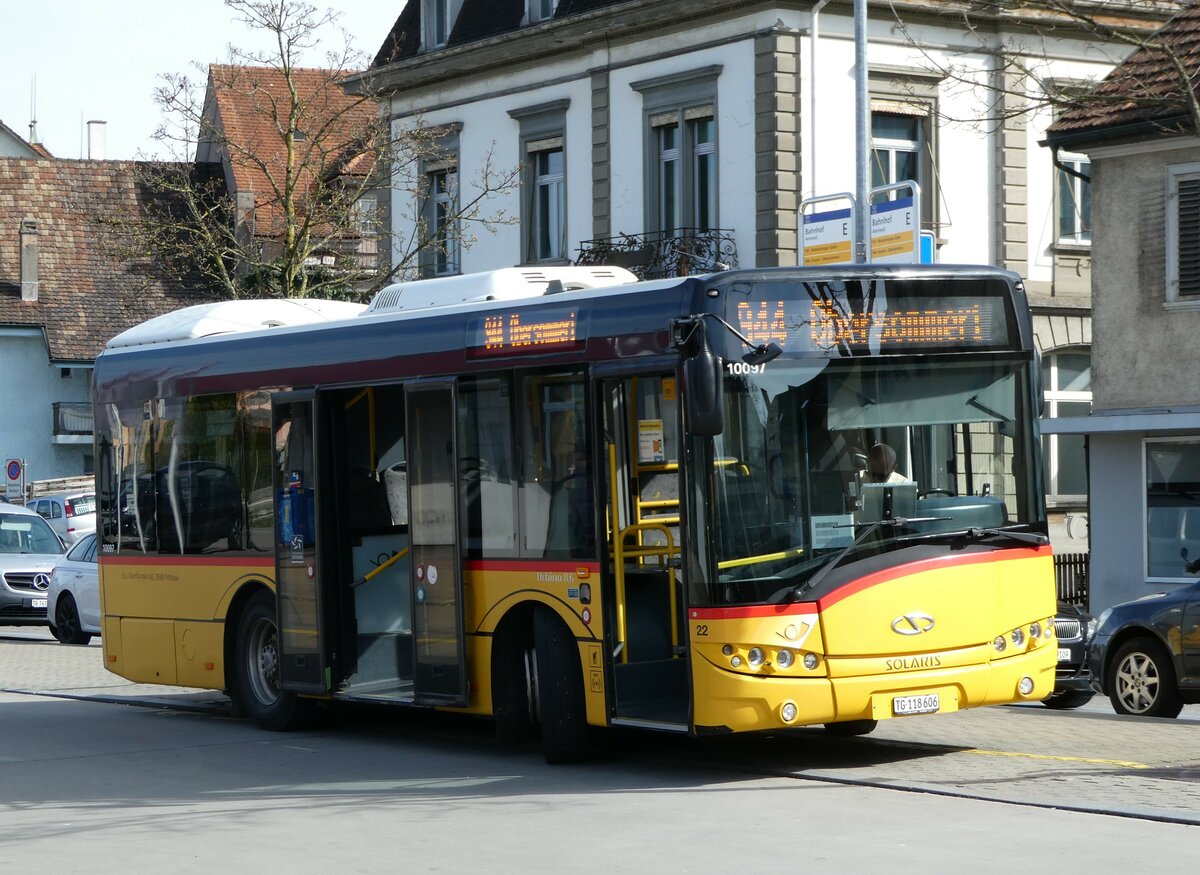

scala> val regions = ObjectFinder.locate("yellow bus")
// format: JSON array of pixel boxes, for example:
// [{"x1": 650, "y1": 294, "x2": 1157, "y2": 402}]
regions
[{"x1": 93, "y1": 264, "x2": 1057, "y2": 761}]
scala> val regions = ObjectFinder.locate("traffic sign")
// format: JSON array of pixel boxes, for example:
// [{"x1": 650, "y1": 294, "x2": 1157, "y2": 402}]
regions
[{"x1": 5, "y1": 459, "x2": 21, "y2": 481}]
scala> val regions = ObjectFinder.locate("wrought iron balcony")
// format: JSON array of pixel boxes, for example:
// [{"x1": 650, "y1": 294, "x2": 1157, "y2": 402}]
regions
[
  {"x1": 53, "y1": 402, "x2": 93, "y2": 437},
  {"x1": 575, "y1": 228, "x2": 738, "y2": 280}
]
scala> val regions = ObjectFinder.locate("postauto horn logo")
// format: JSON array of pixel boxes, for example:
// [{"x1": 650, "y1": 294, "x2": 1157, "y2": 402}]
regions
[{"x1": 890, "y1": 612, "x2": 935, "y2": 635}]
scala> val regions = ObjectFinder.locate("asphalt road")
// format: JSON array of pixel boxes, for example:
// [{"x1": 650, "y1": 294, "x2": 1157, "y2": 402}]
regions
[{"x1": 3, "y1": 628, "x2": 1199, "y2": 872}]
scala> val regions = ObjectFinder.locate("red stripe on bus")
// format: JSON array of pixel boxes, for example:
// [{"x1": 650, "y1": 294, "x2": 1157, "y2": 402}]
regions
[
  {"x1": 689, "y1": 603, "x2": 818, "y2": 620},
  {"x1": 817, "y1": 545, "x2": 1053, "y2": 610},
  {"x1": 98, "y1": 554, "x2": 276, "y2": 568},
  {"x1": 463, "y1": 559, "x2": 601, "y2": 574}
]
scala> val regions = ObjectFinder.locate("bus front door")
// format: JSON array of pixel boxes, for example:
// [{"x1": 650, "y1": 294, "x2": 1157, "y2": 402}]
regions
[
  {"x1": 603, "y1": 371, "x2": 689, "y2": 728},
  {"x1": 405, "y1": 382, "x2": 469, "y2": 706},
  {"x1": 272, "y1": 392, "x2": 329, "y2": 694}
]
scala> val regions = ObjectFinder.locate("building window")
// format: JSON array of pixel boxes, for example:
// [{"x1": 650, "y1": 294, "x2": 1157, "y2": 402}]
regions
[
  {"x1": 1041, "y1": 348, "x2": 1091, "y2": 500},
  {"x1": 632, "y1": 65, "x2": 722, "y2": 236},
  {"x1": 867, "y1": 67, "x2": 941, "y2": 232},
  {"x1": 871, "y1": 113, "x2": 921, "y2": 191},
  {"x1": 509, "y1": 99, "x2": 569, "y2": 265},
  {"x1": 1057, "y1": 155, "x2": 1091, "y2": 244},
  {"x1": 428, "y1": 168, "x2": 459, "y2": 276},
  {"x1": 1167, "y1": 162, "x2": 1200, "y2": 302},
  {"x1": 532, "y1": 146, "x2": 564, "y2": 260},
  {"x1": 1145, "y1": 438, "x2": 1200, "y2": 580},
  {"x1": 528, "y1": 0, "x2": 557, "y2": 23},
  {"x1": 651, "y1": 110, "x2": 716, "y2": 234},
  {"x1": 424, "y1": 0, "x2": 458, "y2": 49}
]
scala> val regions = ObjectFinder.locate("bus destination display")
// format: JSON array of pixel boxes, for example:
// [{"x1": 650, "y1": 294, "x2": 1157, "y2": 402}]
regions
[
  {"x1": 733, "y1": 295, "x2": 1007, "y2": 354},
  {"x1": 468, "y1": 307, "x2": 584, "y2": 358}
]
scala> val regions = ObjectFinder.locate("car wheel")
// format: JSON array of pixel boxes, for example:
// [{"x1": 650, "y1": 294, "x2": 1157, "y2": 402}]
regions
[
  {"x1": 1041, "y1": 690, "x2": 1094, "y2": 710},
  {"x1": 1108, "y1": 636, "x2": 1183, "y2": 718},
  {"x1": 55, "y1": 594, "x2": 93, "y2": 646},
  {"x1": 234, "y1": 590, "x2": 316, "y2": 730}
]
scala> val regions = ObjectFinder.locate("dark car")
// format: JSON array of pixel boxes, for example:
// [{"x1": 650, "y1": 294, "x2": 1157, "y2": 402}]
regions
[
  {"x1": 1042, "y1": 601, "x2": 1095, "y2": 709},
  {"x1": 1086, "y1": 579, "x2": 1200, "y2": 718}
]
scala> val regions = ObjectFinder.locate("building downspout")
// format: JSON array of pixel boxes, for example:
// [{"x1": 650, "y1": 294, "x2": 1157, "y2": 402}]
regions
[{"x1": 809, "y1": 0, "x2": 831, "y2": 197}]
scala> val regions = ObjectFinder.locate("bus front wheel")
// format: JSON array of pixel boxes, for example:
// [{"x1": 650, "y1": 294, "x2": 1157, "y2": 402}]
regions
[
  {"x1": 234, "y1": 590, "x2": 315, "y2": 731},
  {"x1": 532, "y1": 607, "x2": 590, "y2": 764}
]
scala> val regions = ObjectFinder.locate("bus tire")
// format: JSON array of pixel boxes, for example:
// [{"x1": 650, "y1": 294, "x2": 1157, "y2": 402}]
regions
[
  {"x1": 533, "y1": 607, "x2": 590, "y2": 764},
  {"x1": 234, "y1": 589, "x2": 315, "y2": 731},
  {"x1": 492, "y1": 616, "x2": 536, "y2": 745},
  {"x1": 822, "y1": 719, "x2": 878, "y2": 737}
]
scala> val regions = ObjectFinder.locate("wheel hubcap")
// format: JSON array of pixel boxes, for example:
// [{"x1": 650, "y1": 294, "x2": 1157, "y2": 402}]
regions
[
  {"x1": 1116, "y1": 652, "x2": 1159, "y2": 713},
  {"x1": 248, "y1": 617, "x2": 281, "y2": 705}
]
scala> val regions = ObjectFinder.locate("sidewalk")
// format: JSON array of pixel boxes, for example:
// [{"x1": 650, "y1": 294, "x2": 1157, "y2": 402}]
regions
[{"x1": 1, "y1": 634, "x2": 230, "y2": 714}]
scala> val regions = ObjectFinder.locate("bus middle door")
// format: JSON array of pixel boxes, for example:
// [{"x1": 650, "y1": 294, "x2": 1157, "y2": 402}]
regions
[
  {"x1": 603, "y1": 370, "x2": 689, "y2": 728},
  {"x1": 405, "y1": 381, "x2": 469, "y2": 706},
  {"x1": 272, "y1": 391, "x2": 330, "y2": 694}
]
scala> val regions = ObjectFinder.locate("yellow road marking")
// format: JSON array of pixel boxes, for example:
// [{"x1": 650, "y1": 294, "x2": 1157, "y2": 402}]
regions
[{"x1": 964, "y1": 748, "x2": 1148, "y2": 769}]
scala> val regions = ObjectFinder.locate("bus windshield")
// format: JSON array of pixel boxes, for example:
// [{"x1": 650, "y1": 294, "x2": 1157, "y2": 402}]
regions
[{"x1": 708, "y1": 353, "x2": 1040, "y2": 605}]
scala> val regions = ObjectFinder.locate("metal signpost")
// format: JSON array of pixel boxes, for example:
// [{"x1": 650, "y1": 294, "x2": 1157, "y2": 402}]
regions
[{"x1": 5, "y1": 459, "x2": 24, "y2": 502}]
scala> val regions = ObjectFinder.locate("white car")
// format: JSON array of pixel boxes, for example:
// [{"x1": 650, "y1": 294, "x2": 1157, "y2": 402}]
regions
[
  {"x1": 0, "y1": 503, "x2": 65, "y2": 626},
  {"x1": 47, "y1": 533, "x2": 100, "y2": 645},
  {"x1": 30, "y1": 491, "x2": 96, "y2": 546}
]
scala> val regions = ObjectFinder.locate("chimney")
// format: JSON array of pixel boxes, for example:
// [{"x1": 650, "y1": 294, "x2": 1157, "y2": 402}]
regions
[
  {"x1": 87, "y1": 120, "x2": 107, "y2": 159},
  {"x1": 19, "y1": 217, "x2": 38, "y2": 302}
]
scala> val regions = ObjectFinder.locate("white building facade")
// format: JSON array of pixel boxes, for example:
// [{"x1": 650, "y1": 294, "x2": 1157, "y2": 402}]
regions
[{"x1": 356, "y1": 0, "x2": 1158, "y2": 533}]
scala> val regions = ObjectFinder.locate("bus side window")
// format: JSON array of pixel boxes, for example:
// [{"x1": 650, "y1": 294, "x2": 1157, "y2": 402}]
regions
[
  {"x1": 521, "y1": 371, "x2": 592, "y2": 559},
  {"x1": 459, "y1": 376, "x2": 517, "y2": 557}
]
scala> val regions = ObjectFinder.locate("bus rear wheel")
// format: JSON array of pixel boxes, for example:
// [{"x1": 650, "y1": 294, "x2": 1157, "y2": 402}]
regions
[
  {"x1": 532, "y1": 607, "x2": 590, "y2": 764},
  {"x1": 234, "y1": 590, "x2": 315, "y2": 731}
]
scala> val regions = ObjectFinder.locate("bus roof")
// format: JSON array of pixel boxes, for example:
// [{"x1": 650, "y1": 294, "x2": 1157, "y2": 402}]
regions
[{"x1": 105, "y1": 298, "x2": 367, "y2": 349}]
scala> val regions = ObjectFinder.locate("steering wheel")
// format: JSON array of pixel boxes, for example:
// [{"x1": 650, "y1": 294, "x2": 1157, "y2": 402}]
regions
[
  {"x1": 918, "y1": 488, "x2": 956, "y2": 498},
  {"x1": 459, "y1": 457, "x2": 492, "y2": 479}
]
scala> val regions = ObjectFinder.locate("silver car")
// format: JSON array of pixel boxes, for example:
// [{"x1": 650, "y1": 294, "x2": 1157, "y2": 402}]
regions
[
  {"x1": 47, "y1": 533, "x2": 100, "y2": 645},
  {"x1": 30, "y1": 491, "x2": 96, "y2": 546},
  {"x1": 0, "y1": 503, "x2": 66, "y2": 625}
]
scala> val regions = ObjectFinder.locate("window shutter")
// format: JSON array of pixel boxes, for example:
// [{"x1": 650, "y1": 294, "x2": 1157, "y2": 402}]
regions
[{"x1": 1179, "y1": 177, "x2": 1200, "y2": 297}]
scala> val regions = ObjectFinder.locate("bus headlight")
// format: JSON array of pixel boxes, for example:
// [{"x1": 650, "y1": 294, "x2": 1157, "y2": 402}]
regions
[
  {"x1": 1029, "y1": 622, "x2": 1042, "y2": 639},
  {"x1": 780, "y1": 701, "x2": 798, "y2": 723},
  {"x1": 776, "y1": 649, "x2": 795, "y2": 669},
  {"x1": 993, "y1": 636, "x2": 1007, "y2": 652},
  {"x1": 1011, "y1": 627, "x2": 1025, "y2": 647},
  {"x1": 747, "y1": 647, "x2": 765, "y2": 667},
  {"x1": 1018, "y1": 676, "x2": 1035, "y2": 696},
  {"x1": 803, "y1": 653, "x2": 819, "y2": 670}
]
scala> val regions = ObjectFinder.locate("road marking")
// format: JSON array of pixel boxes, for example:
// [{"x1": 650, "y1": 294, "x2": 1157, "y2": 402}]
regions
[{"x1": 964, "y1": 748, "x2": 1148, "y2": 769}]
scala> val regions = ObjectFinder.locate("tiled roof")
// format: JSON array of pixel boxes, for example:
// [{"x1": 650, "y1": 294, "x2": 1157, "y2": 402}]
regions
[
  {"x1": 0, "y1": 158, "x2": 218, "y2": 362},
  {"x1": 1047, "y1": 3, "x2": 1200, "y2": 142},
  {"x1": 206, "y1": 64, "x2": 376, "y2": 235}
]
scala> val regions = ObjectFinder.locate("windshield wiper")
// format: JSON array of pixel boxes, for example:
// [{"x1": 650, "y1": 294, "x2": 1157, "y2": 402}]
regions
[
  {"x1": 961, "y1": 527, "x2": 1049, "y2": 546},
  {"x1": 789, "y1": 515, "x2": 948, "y2": 602}
]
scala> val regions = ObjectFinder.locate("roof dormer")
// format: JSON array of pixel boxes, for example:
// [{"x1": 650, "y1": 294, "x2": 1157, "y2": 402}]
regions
[{"x1": 422, "y1": 0, "x2": 464, "y2": 51}]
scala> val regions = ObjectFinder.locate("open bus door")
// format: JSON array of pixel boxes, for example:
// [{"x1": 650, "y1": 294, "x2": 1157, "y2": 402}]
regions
[
  {"x1": 405, "y1": 382, "x2": 469, "y2": 705},
  {"x1": 600, "y1": 367, "x2": 690, "y2": 729},
  {"x1": 271, "y1": 391, "x2": 330, "y2": 694}
]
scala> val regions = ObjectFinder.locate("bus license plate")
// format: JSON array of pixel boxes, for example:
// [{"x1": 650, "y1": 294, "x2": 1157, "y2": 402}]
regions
[
  {"x1": 1057, "y1": 647, "x2": 1071, "y2": 662},
  {"x1": 31, "y1": 598, "x2": 47, "y2": 609},
  {"x1": 893, "y1": 693, "x2": 939, "y2": 716}
]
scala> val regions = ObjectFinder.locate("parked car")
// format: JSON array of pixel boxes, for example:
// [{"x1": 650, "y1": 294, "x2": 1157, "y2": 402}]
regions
[
  {"x1": 1042, "y1": 601, "x2": 1095, "y2": 709},
  {"x1": 0, "y1": 502, "x2": 66, "y2": 625},
  {"x1": 1086, "y1": 578, "x2": 1200, "y2": 718},
  {"x1": 47, "y1": 532, "x2": 100, "y2": 645},
  {"x1": 30, "y1": 490, "x2": 96, "y2": 546}
]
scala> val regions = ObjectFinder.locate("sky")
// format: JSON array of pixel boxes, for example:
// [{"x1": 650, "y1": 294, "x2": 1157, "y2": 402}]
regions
[{"x1": 0, "y1": 0, "x2": 403, "y2": 161}]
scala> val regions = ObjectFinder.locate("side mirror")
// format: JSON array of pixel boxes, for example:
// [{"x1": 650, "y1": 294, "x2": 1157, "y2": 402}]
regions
[{"x1": 681, "y1": 321, "x2": 724, "y2": 436}]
